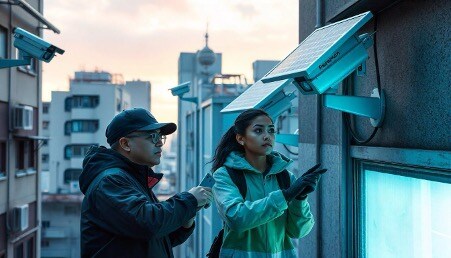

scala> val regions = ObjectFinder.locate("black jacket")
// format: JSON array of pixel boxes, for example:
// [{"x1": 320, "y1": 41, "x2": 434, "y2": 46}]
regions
[{"x1": 79, "y1": 146, "x2": 198, "y2": 258}]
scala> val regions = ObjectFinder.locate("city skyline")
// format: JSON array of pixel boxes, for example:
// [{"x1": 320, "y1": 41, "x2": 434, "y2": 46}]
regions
[{"x1": 42, "y1": 0, "x2": 298, "y2": 123}]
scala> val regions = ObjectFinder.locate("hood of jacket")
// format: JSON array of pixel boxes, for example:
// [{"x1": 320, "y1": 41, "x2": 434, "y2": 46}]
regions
[
  {"x1": 223, "y1": 151, "x2": 293, "y2": 175},
  {"x1": 79, "y1": 146, "x2": 160, "y2": 194}
]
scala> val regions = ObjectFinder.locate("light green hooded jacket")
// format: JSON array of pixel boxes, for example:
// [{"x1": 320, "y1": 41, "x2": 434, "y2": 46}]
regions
[{"x1": 212, "y1": 151, "x2": 315, "y2": 258}]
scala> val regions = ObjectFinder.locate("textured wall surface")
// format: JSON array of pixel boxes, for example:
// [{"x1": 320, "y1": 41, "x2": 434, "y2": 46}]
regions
[{"x1": 297, "y1": 0, "x2": 450, "y2": 257}]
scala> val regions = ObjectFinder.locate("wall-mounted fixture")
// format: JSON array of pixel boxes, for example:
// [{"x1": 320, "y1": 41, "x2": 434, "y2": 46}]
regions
[
  {"x1": 169, "y1": 81, "x2": 198, "y2": 104},
  {"x1": 0, "y1": 27, "x2": 64, "y2": 69},
  {"x1": 262, "y1": 11, "x2": 385, "y2": 128}
]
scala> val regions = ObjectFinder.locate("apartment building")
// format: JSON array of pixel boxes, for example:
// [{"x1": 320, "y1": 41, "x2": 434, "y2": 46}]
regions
[
  {"x1": 40, "y1": 71, "x2": 150, "y2": 258},
  {"x1": 0, "y1": 1, "x2": 61, "y2": 257}
]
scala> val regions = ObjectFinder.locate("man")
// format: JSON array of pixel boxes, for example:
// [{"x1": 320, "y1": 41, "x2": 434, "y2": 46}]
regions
[{"x1": 79, "y1": 108, "x2": 213, "y2": 258}]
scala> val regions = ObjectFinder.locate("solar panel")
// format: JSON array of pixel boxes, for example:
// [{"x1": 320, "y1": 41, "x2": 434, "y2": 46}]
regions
[
  {"x1": 262, "y1": 11, "x2": 373, "y2": 85},
  {"x1": 221, "y1": 79, "x2": 292, "y2": 113}
]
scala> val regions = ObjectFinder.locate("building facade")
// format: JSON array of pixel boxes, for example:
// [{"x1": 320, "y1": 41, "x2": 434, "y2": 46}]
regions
[
  {"x1": 0, "y1": 1, "x2": 61, "y2": 257},
  {"x1": 293, "y1": 1, "x2": 450, "y2": 257},
  {"x1": 40, "y1": 71, "x2": 151, "y2": 258}
]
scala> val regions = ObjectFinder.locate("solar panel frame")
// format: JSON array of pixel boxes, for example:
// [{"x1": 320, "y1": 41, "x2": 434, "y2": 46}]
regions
[
  {"x1": 262, "y1": 11, "x2": 373, "y2": 83},
  {"x1": 221, "y1": 79, "x2": 292, "y2": 113}
]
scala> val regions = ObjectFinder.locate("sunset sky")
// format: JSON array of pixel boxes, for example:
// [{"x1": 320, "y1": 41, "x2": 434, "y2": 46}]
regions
[{"x1": 42, "y1": 0, "x2": 298, "y2": 123}]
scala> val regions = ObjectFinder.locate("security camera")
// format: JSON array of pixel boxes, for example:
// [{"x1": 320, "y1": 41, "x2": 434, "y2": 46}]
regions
[
  {"x1": 169, "y1": 81, "x2": 198, "y2": 104},
  {"x1": 262, "y1": 11, "x2": 373, "y2": 95},
  {"x1": 170, "y1": 82, "x2": 191, "y2": 97},
  {"x1": 0, "y1": 27, "x2": 64, "y2": 69},
  {"x1": 13, "y1": 27, "x2": 65, "y2": 63},
  {"x1": 221, "y1": 79, "x2": 295, "y2": 119}
]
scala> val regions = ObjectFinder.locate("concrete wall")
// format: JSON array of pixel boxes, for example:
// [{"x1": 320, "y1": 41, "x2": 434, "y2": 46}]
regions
[{"x1": 297, "y1": 1, "x2": 450, "y2": 257}]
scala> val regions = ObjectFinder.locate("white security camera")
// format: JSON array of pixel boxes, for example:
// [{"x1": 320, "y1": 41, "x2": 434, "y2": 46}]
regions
[
  {"x1": 14, "y1": 27, "x2": 65, "y2": 62},
  {"x1": 0, "y1": 27, "x2": 64, "y2": 69},
  {"x1": 170, "y1": 82, "x2": 191, "y2": 97}
]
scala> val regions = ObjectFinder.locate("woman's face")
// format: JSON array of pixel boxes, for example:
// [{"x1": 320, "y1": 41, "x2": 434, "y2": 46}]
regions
[{"x1": 237, "y1": 115, "x2": 275, "y2": 156}]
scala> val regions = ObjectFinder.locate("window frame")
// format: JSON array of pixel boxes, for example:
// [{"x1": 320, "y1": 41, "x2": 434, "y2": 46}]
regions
[
  {"x1": 0, "y1": 141, "x2": 6, "y2": 178},
  {"x1": 0, "y1": 25, "x2": 7, "y2": 60},
  {"x1": 42, "y1": 121, "x2": 49, "y2": 130},
  {"x1": 63, "y1": 168, "x2": 82, "y2": 184},
  {"x1": 349, "y1": 146, "x2": 451, "y2": 258},
  {"x1": 70, "y1": 120, "x2": 99, "y2": 133},
  {"x1": 71, "y1": 95, "x2": 100, "y2": 109},
  {"x1": 15, "y1": 48, "x2": 37, "y2": 76},
  {"x1": 15, "y1": 140, "x2": 36, "y2": 175},
  {"x1": 41, "y1": 154, "x2": 49, "y2": 164},
  {"x1": 64, "y1": 144, "x2": 96, "y2": 160}
]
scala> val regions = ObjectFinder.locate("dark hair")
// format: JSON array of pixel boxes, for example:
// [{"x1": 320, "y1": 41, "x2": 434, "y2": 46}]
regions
[{"x1": 211, "y1": 109, "x2": 272, "y2": 172}]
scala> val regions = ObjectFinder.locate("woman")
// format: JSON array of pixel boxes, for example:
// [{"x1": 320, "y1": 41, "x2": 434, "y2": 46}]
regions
[{"x1": 211, "y1": 109, "x2": 326, "y2": 257}]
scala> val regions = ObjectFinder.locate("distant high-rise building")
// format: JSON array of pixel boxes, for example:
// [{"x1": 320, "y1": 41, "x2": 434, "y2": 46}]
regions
[
  {"x1": 175, "y1": 31, "x2": 257, "y2": 257},
  {"x1": 40, "y1": 70, "x2": 151, "y2": 258},
  {"x1": 252, "y1": 60, "x2": 280, "y2": 82}
]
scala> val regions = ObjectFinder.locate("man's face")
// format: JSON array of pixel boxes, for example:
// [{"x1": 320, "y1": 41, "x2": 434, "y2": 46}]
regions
[{"x1": 126, "y1": 130, "x2": 166, "y2": 167}]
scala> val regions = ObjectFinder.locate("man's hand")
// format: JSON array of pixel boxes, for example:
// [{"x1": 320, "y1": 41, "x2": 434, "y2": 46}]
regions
[
  {"x1": 182, "y1": 217, "x2": 195, "y2": 228},
  {"x1": 188, "y1": 186, "x2": 214, "y2": 208}
]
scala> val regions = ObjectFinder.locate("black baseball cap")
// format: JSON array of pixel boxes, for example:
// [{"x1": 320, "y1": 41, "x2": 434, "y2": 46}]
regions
[{"x1": 106, "y1": 108, "x2": 177, "y2": 145}]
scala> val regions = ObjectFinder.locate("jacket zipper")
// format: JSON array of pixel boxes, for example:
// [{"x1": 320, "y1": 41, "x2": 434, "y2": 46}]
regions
[{"x1": 263, "y1": 174, "x2": 269, "y2": 257}]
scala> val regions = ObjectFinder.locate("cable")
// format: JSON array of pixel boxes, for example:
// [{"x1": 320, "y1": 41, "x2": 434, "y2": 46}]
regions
[
  {"x1": 342, "y1": 14, "x2": 383, "y2": 145},
  {"x1": 373, "y1": 16, "x2": 382, "y2": 94},
  {"x1": 282, "y1": 144, "x2": 299, "y2": 155}
]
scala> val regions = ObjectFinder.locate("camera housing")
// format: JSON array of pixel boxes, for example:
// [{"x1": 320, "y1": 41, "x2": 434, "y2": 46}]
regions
[
  {"x1": 261, "y1": 11, "x2": 373, "y2": 95},
  {"x1": 170, "y1": 82, "x2": 191, "y2": 97},
  {"x1": 13, "y1": 27, "x2": 65, "y2": 63}
]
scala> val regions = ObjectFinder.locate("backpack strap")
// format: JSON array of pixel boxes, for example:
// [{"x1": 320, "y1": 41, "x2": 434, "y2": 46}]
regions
[
  {"x1": 225, "y1": 167, "x2": 247, "y2": 198},
  {"x1": 224, "y1": 167, "x2": 291, "y2": 198}
]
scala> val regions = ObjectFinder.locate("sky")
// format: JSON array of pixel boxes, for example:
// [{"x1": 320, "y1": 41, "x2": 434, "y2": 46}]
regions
[{"x1": 42, "y1": 0, "x2": 298, "y2": 124}]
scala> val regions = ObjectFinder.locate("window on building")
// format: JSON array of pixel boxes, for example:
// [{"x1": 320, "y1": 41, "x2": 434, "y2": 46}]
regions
[
  {"x1": 41, "y1": 221, "x2": 50, "y2": 228},
  {"x1": 71, "y1": 120, "x2": 99, "y2": 133},
  {"x1": 0, "y1": 26, "x2": 7, "y2": 59},
  {"x1": 14, "y1": 235, "x2": 35, "y2": 258},
  {"x1": 26, "y1": 237, "x2": 34, "y2": 258},
  {"x1": 42, "y1": 103, "x2": 49, "y2": 114},
  {"x1": 42, "y1": 121, "x2": 49, "y2": 130},
  {"x1": 64, "y1": 144, "x2": 95, "y2": 159},
  {"x1": 16, "y1": 48, "x2": 37, "y2": 75},
  {"x1": 15, "y1": 140, "x2": 35, "y2": 172},
  {"x1": 41, "y1": 154, "x2": 49, "y2": 164},
  {"x1": 64, "y1": 121, "x2": 71, "y2": 135},
  {"x1": 72, "y1": 95, "x2": 99, "y2": 108},
  {"x1": 116, "y1": 98, "x2": 122, "y2": 111},
  {"x1": 358, "y1": 163, "x2": 451, "y2": 258},
  {"x1": 64, "y1": 97, "x2": 72, "y2": 112},
  {"x1": 40, "y1": 240, "x2": 50, "y2": 248},
  {"x1": 64, "y1": 169, "x2": 82, "y2": 184},
  {"x1": 14, "y1": 244, "x2": 23, "y2": 258},
  {"x1": 0, "y1": 141, "x2": 6, "y2": 177}
]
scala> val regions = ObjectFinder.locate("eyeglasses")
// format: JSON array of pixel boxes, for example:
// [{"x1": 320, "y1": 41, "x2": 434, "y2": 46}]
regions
[{"x1": 127, "y1": 131, "x2": 167, "y2": 145}]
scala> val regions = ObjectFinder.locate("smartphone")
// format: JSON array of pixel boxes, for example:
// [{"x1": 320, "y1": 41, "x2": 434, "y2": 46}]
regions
[{"x1": 199, "y1": 173, "x2": 215, "y2": 188}]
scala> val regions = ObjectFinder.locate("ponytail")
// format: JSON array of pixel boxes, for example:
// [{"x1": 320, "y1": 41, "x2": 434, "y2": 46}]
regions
[{"x1": 211, "y1": 126, "x2": 243, "y2": 172}]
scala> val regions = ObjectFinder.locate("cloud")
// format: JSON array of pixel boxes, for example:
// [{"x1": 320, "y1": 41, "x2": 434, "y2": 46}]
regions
[
  {"x1": 232, "y1": 3, "x2": 259, "y2": 19},
  {"x1": 42, "y1": 0, "x2": 298, "y2": 122}
]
